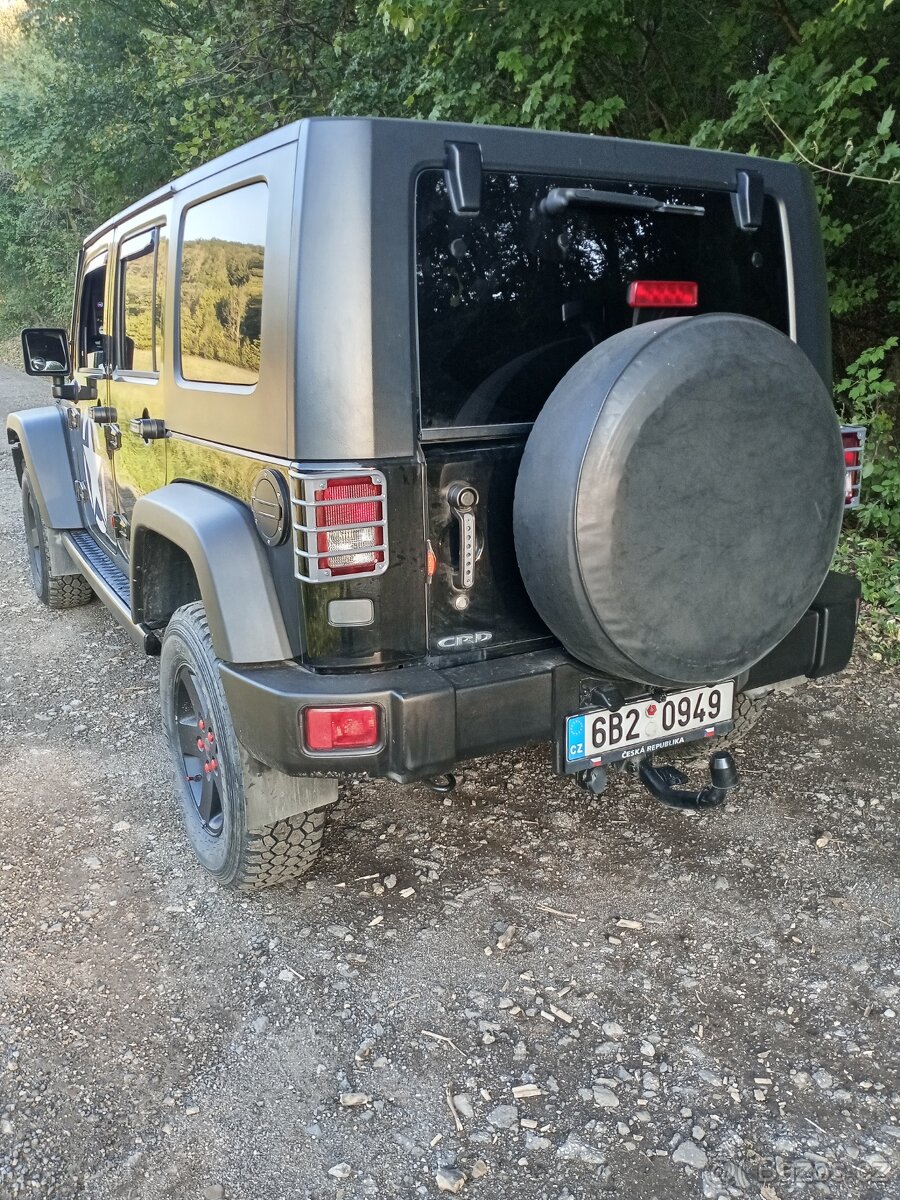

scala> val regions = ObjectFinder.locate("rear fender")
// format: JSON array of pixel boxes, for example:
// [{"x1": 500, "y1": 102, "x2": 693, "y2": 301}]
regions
[{"x1": 131, "y1": 483, "x2": 293, "y2": 665}]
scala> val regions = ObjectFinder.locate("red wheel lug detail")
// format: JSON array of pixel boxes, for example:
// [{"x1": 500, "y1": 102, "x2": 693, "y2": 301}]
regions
[
  {"x1": 210, "y1": 759, "x2": 218, "y2": 770},
  {"x1": 197, "y1": 738, "x2": 205, "y2": 751},
  {"x1": 198, "y1": 719, "x2": 205, "y2": 730},
  {"x1": 207, "y1": 731, "x2": 214, "y2": 743}
]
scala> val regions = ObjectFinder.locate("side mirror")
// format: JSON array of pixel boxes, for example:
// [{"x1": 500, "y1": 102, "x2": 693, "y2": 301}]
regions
[{"x1": 21, "y1": 328, "x2": 71, "y2": 377}]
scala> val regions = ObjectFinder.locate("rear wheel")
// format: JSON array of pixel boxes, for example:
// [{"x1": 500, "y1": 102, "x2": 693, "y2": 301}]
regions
[
  {"x1": 20, "y1": 469, "x2": 93, "y2": 609},
  {"x1": 160, "y1": 602, "x2": 333, "y2": 890}
]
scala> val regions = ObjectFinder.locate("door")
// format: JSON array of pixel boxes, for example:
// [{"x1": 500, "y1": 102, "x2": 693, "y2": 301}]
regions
[
  {"x1": 68, "y1": 246, "x2": 118, "y2": 548},
  {"x1": 108, "y1": 220, "x2": 169, "y2": 555}
]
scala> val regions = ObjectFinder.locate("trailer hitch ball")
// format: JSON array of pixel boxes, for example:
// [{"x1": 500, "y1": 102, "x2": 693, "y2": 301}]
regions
[{"x1": 709, "y1": 749, "x2": 739, "y2": 791}]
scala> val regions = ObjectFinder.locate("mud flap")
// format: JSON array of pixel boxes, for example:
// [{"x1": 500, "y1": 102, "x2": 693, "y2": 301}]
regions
[{"x1": 239, "y1": 746, "x2": 338, "y2": 832}]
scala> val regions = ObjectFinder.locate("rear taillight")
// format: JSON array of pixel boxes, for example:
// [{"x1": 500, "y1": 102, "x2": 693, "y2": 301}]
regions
[
  {"x1": 303, "y1": 705, "x2": 381, "y2": 751},
  {"x1": 627, "y1": 280, "x2": 698, "y2": 308},
  {"x1": 316, "y1": 477, "x2": 385, "y2": 576},
  {"x1": 289, "y1": 467, "x2": 388, "y2": 582},
  {"x1": 840, "y1": 425, "x2": 866, "y2": 508}
]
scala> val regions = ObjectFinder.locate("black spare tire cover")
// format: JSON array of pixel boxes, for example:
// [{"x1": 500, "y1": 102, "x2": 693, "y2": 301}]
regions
[{"x1": 513, "y1": 314, "x2": 845, "y2": 687}]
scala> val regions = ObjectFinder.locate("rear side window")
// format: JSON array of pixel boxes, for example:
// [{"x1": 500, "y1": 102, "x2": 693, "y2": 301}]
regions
[
  {"x1": 415, "y1": 170, "x2": 789, "y2": 431},
  {"x1": 178, "y1": 183, "x2": 267, "y2": 386},
  {"x1": 118, "y1": 227, "x2": 167, "y2": 373}
]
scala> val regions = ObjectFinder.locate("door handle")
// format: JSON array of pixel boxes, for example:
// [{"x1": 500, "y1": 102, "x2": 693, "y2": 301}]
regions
[
  {"x1": 89, "y1": 406, "x2": 117, "y2": 424},
  {"x1": 129, "y1": 417, "x2": 166, "y2": 441},
  {"x1": 447, "y1": 482, "x2": 479, "y2": 592}
]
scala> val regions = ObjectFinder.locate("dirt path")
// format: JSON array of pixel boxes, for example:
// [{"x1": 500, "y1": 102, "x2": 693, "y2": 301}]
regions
[{"x1": 1, "y1": 365, "x2": 898, "y2": 1200}]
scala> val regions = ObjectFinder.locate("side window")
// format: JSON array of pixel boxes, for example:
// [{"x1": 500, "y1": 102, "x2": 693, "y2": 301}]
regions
[
  {"x1": 178, "y1": 183, "x2": 267, "y2": 386},
  {"x1": 77, "y1": 254, "x2": 107, "y2": 370},
  {"x1": 118, "y1": 227, "x2": 167, "y2": 373}
]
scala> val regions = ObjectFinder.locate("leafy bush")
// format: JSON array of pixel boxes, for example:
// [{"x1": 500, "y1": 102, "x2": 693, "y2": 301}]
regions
[{"x1": 0, "y1": 0, "x2": 896, "y2": 642}]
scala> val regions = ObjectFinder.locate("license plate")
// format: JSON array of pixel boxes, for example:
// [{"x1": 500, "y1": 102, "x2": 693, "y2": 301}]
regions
[{"x1": 564, "y1": 681, "x2": 735, "y2": 771}]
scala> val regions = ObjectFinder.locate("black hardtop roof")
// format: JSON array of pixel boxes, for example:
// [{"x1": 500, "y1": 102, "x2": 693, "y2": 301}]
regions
[
  {"x1": 84, "y1": 116, "x2": 803, "y2": 249},
  {"x1": 84, "y1": 120, "x2": 303, "y2": 246}
]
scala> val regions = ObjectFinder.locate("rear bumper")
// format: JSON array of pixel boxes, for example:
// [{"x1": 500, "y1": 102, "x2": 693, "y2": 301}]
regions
[
  {"x1": 221, "y1": 570, "x2": 861, "y2": 783},
  {"x1": 742, "y1": 570, "x2": 861, "y2": 689}
]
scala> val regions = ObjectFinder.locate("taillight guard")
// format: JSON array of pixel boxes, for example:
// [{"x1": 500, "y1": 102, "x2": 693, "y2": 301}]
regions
[
  {"x1": 840, "y1": 425, "x2": 866, "y2": 509},
  {"x1": 289, "y1": 465, "x2": 389, "y2": 583}
]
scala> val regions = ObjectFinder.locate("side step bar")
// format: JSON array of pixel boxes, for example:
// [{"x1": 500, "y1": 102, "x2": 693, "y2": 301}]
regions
[{"x1": 61, "y1": 531, "x2": 161, "y2": 655}]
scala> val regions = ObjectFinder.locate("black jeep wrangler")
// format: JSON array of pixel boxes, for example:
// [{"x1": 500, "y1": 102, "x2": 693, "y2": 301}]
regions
[{"x1": 8, "y1": 118, "x2": 864, "y2": 889}]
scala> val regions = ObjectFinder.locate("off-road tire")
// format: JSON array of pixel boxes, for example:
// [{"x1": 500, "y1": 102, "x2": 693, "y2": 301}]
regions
[
  {"x1": 239, "y1": 810, "x2": 330, "y2": 890},
  {"x1": 673, "y1": 691, "x2": 770, "y2": 764},
  {"x1": 20, "y1": 469, "x2": 93, "y2": 609},
  {"x1": 160, "y1": 601, "x2": 330, "y2": 890}
]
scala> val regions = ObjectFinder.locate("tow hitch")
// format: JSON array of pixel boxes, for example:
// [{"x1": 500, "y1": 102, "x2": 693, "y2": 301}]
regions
[
  {"x1": 637, "y1": 750, "x2": 740, "y2": 811},
  {"x1": 577, "y1": 749, "x2": 740, "y2": 809}
]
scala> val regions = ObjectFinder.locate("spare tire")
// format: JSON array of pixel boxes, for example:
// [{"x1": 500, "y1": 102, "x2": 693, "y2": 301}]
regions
[{"x1": 513, "y1": 314, "x2": 844, "y2": 688}]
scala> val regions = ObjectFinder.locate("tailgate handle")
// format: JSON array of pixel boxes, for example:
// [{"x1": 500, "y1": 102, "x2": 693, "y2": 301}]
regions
[{"x1": 447, "y1": 482, "x2": 479, "y2": 591}]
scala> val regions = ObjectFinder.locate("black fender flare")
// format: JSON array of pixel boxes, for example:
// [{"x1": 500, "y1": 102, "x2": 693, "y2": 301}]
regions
[
  {"x1": 131, "y1": 483, "x2": 293, "y2": 665},
  {"x1": 6, "y1": 407, "x2": 82, "y2": 530}
]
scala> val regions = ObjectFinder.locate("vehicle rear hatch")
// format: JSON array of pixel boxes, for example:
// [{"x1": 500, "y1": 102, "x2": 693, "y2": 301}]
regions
[{"x1": 415, "y1": 166, "x2": 790, "y2": 661}]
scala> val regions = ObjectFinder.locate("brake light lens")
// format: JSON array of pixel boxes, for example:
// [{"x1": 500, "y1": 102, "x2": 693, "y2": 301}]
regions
[
  {"x1": 303, "y1": 705, "x2": 380, "y2": 751},
  {"x1": 315, "y1": 477, "x2": 385, "y2": 576},
  {"x1": 841, "y1": 426, "x2": 865, "y2": 508},
  {"x1": 627, "y1": 280, "x2": 698, "y2": 308}
]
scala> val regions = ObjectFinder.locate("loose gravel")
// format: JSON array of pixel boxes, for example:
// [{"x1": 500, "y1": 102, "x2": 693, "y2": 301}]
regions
[{"x1": 1, "y1": 366, "x2": 898, "y2": 1199}]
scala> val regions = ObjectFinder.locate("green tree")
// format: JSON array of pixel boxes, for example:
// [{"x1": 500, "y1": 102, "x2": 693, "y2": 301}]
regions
[{"x1": 0, "y1": 0, "x2": 896, "y2": 627}]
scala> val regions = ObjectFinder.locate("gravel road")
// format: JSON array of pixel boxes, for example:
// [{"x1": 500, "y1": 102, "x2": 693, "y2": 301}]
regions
[{"x1": 1, "y1": 364, "x2": 899, "y2": 1200}]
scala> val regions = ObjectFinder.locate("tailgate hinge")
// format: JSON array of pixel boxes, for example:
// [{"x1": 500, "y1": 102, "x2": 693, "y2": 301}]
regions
[{"x1": 732, "y1": 168, "x2": 764, "y2": 232}]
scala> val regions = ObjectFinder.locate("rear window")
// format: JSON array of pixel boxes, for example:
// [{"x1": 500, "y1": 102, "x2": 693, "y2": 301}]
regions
[{"x1": 415, "y1": 170, "x2": 789, "y2": 431}]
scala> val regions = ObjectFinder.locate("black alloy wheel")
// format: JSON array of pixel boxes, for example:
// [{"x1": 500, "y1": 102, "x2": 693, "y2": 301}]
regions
[{"x1": 172, "y1": 664, "x2": 224, "y2": 836}]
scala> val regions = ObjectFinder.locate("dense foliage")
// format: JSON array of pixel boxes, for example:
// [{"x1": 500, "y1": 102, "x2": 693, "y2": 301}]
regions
[{"x1": 0, "y1": 0, "x2": 896, "y2": 629}]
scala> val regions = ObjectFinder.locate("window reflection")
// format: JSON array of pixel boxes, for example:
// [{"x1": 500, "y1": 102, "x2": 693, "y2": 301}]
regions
[
  {"x1": 416, "y1": 171, "x2": 788, "y2": 429},
  {"x1": 179, "y1": 183, "x2": 267, "y2": 386},
  {"x1": 120, "y1": 229, "x2": 159, "y2": 372}
]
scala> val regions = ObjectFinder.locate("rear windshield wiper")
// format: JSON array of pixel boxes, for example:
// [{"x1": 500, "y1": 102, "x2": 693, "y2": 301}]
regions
[{"x1": 540, "y1": 187, "x2": 705, "y2": 218}]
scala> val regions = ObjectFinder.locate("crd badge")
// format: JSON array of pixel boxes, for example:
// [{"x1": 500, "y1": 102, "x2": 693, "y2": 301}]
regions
[{"x1": 437, "y1": 631, "x2": 493, "y2": 650}]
